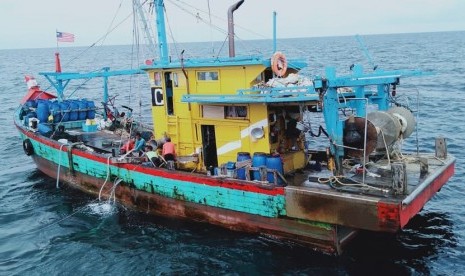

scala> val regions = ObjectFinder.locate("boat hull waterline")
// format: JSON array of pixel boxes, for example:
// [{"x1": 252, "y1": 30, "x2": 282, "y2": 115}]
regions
[{"x1": 16, "y1": 123, "x2": 455, "y2": 255}]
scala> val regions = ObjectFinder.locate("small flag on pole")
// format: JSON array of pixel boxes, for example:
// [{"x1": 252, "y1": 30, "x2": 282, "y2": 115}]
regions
[{"x1": 56, "y1": 31, "x2": 75, "y2": 43}]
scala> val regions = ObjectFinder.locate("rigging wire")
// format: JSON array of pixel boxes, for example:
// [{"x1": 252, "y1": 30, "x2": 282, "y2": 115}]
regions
[
  {"x1": 64, "y1": 1, "x2": 133, "y2": 68},
  {"x1": 130, "y1": 3, "x2": 138, "y2": 115},
  {"x1": 100, "y1": 0, "x2": 124, "y2": 47},
  {"x1": 48, "y1": 1, "x2": 138, "y2": 105},
  {"x1": 206, "y1": 0, "x2": 214, "y2": 56},
  {"x1": 164, "y1": 5, "x2": 181, "y2": 61},
  {"x1": 165, "y1": 0, "x2": 321, "y2": 71}
]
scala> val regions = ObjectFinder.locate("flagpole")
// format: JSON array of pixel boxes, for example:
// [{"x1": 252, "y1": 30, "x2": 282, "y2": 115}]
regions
[{"x1": 56, "y1": 29, "x2": 59, "y2": 52}]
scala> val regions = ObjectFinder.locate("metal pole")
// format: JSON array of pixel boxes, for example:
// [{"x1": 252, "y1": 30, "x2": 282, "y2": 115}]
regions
[
  {"x1": 103, "y1": 67, "x2": 110, "y2": 120},
  {"x1": 227, "y1": 0, "x2": 245, "y2": 57},
  {"x1": 273, "y1": 11, "x2": 277, "y2": 53},
  {"x1": 155, "y1": 0, "x2": 169, "y2": 64}
]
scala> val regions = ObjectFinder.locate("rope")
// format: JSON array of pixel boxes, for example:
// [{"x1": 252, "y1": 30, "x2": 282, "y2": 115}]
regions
[
  {"x1": 14, "y1": 198, "x2": 100, "y2": 237},
  {"x1": 98, "y1": 156, "x2": 112, "y2": 201},
  {"x1": 110, "y1": 178, "x2": 124, "y2": 204},
  {"x1": 56, "y1": 144, "x2": 66, "y2": 188},
  {"x1": 379, "y1": 128, "x2": 391, "y2": 167},
  {"x1": 318, "y1": 175, "x2": 388, "y2": 192}
]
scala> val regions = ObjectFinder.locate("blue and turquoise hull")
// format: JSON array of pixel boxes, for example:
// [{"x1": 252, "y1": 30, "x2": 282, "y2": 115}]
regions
[
  {"x1": 16, "y1": 122, "x2": 352, "y2": 255},
  {"x1": 16, "y1": 112, "x2": 455, "y2": 255}
]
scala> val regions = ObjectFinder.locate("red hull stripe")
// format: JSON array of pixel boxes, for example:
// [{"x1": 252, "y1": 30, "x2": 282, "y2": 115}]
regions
[
  {"x1": 376, "y1": 160, "x2": 455, "y2": 230},
  {"x1": 19, "y1": 127, "x2": 285, "y2": 196},
  {"x1": 399, "y1": 163, "x2": 455, "y2": 227}
]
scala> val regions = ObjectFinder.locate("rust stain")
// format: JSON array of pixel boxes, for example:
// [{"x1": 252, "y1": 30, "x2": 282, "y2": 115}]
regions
[
  {"x1": 289, "y1": 190, "x2": 382, "y2": 231},
  {"x1": 377, "y1": 201, "x2": 400, "y2": 230}
]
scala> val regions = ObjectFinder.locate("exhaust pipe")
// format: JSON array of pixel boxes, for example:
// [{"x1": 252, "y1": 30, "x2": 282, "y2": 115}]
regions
[{"x1": 228, "y1": 0, "x2": 244, "y2": 57}]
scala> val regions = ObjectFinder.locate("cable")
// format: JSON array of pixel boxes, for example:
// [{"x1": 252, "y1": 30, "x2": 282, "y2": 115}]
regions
[
  {"x1": 98, "y1": 156, "x2": 112, "y2": 201},
  {"x1": 318, "y1": 175, "x2": 388, "y2": 192},
  {"x1": 164, "y1": 5, "x2": 181, "y2": 61},
  {"x1": 14, "y1": 198, "x2": 100, "y2": 237},
  {"x1": 206, "y1": 0, "x2": 214, "y2": 56}
]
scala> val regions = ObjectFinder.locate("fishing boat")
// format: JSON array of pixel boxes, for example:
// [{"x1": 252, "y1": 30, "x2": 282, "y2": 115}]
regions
[{"x1": 14, "y1": 0, "x2": 455, "y2": 255}]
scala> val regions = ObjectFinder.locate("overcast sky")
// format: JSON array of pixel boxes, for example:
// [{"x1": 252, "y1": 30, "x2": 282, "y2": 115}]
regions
[{"x1": 0, "y1": 0, "x2": 464, "y2": 50}]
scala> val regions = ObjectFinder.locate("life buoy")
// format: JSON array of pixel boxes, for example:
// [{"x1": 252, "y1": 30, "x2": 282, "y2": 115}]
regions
[
  {"x1": 271, "y1": 52, "x2": 287, "y2": 77},
  {"x1": 23, "y1": 139, "x2": 34, "y2": 156}
]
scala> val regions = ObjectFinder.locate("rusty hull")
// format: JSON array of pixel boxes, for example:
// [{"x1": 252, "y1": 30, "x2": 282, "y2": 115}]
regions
[
  {"x1": 32, "y1": 154, "x2": 357, "y2": 255},
  {"x1": 285, "y1": 156, "x2": 455, "y2": 232}
]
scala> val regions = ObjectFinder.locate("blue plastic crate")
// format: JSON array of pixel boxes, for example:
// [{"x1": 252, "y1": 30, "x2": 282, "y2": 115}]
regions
[{"x1": 82, "y1": 123, "x2": 98, "y2": 132}]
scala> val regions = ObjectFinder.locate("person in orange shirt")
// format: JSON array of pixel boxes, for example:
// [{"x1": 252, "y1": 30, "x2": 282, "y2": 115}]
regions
[
  {"x1": 162, "y1": 137, "x2": 176, "y2": 161},
  {"x1": 120, "y1": 137, "x2": 135, "y2": 154}
]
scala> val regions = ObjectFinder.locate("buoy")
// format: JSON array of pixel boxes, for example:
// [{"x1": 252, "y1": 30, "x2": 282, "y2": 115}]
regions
[{"x1": 271, "y1": 52, "x2": 288, "y2": 77}]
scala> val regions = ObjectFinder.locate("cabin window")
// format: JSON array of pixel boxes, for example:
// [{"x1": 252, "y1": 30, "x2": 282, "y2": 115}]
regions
[
  {"x1": 202, "y1": 105, "x2": 224, "y2": 119},
  {"x1": 197, "y1": 71, "x2": 219, "y2": 81},
  {"x1": 202, "y1": 105, "x2": 248, "y2": 119},
  {"x1": 153, "y1": 72, "x2": 162, "y2": 86},
  {"x1": 172, "y1": 72, "x2": 179, "y2": 87},
  {"x1": 225, "y1": 106, "x2": 247, "y2": 119}
]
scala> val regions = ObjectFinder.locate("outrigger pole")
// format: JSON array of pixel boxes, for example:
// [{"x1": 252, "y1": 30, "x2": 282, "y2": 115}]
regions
[{"x1": 40, "y1": 53, "x2": 144, "y2": 108}]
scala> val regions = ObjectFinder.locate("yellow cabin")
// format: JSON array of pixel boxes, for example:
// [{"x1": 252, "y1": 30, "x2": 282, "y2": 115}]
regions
[{"x1": 144, "y1": 58, "x2": 313, "y2": 174}]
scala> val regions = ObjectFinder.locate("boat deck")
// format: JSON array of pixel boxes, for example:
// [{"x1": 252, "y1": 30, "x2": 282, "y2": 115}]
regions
[
  {"x1": 284, "y1": 154, "x2": 455, "y2": 232},
  {"x1": 54, "y1": 126, "x2": 455, "y2": 233},
  {"x1": 65, "y1": 128, "x2": 128, "y2": 154}
]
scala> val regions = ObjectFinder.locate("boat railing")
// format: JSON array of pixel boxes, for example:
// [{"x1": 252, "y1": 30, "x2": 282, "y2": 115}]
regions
[
  {"x1": 181, "y1": 84, "x2": 374, "y2": 104},
  {"x1": 238, "y1": 85, "x2": 316, "y2": 96},
  {"x1": 182, "y1": 85, "x2": 321, "y2": 103}
]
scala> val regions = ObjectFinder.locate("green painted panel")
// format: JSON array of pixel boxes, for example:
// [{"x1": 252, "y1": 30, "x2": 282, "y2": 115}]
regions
[{"x1": 26, "y1": 138, "x2": 287, "y2": 217}]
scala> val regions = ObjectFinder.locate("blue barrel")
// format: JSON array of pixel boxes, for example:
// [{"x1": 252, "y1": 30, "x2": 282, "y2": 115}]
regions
[
  {"x1": 38, "y1": 123, "x2": 53, "y2": 136},
  {"x1": 78, "y1": 100, "x2": 87, "y2": 120},
  {"x1": 87, "y1": 100, "x2": 96, "y2": 119},
  {"x1": 25, "y1": 100, "x2": 37, "y2": 109},
  {"x1": 266, "y1": 155, "x2": 284, "y2": 185},
  {"x1": 60, "y1": 101, "x2": 70, "y2": 122},
  {"x1": 252, "y1": 152, "x2": 267, "y2": 180},
  {"x1": 24, "y1": 111, "x2": 37, "y2": 126},
  {"x1": 69, "y1": 100, "x2": 79, "y2": 121},
  {"x1": 49, "y1": 101, "x2": 62, "y2": 123},
  {"x1": 236, "y1": 152, "x2": 251, "y2": 180},
  {"x1": 36, "y1": 100, "x2": 50, "y2": 123}
]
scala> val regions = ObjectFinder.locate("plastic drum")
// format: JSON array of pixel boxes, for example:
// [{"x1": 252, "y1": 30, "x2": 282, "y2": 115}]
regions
[
  {"x1": 252, "y1": 152, "x2": 267, "y2": 180},
  {"x1": 236, "y1": 152, "x2": 251, "y2": 180},
  {"x1": 266, "y1": 155, "x2": 284, "y2": 185},
  {"x1": 36, "y1": 100, "x2": 50, "y2": 123},
  {"x1": 87, "y1": 100, "x2": 96, "y2": 119}
]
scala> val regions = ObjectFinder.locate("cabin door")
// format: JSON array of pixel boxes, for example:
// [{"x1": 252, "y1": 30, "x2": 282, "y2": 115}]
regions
[
  {"x1": 201, "y1": 125, "x2": 218, "y2": 170},
  {"x1": 164, "y1": 72, "x2": 174, "y2": 115}
]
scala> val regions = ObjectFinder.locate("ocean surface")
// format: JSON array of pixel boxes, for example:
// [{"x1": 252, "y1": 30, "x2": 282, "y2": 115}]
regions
[{"x1": 0, "y1": 31, "x2": 464, "y2": 275}]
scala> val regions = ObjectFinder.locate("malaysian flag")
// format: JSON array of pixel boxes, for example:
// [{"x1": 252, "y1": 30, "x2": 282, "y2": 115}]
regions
[{"x1": 56, "y1": 31, "x2": 75, "y2": 42}]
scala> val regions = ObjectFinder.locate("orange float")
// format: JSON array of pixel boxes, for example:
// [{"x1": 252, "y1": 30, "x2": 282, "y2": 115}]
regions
[{"x1": 271, "y1": 51, "x2": 287, "y2": 77}]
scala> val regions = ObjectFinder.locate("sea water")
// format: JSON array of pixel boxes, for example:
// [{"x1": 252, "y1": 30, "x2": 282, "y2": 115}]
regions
[{"x1": 0, "y1": 31, "x2": 464, "y2": 274}]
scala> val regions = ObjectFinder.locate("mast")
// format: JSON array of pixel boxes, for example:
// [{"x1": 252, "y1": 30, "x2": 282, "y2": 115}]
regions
[{"x1": 155, "y1": 0, "x2": 169, "y2": 64}]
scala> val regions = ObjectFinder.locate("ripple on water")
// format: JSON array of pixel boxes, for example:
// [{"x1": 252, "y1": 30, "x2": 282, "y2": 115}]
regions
[
  {"x1": 84, "y1": 202, "x2": 117, "y2": 217},
  {"x1": 1, "y1": 32, "x2": 465, "y2": 274}
]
